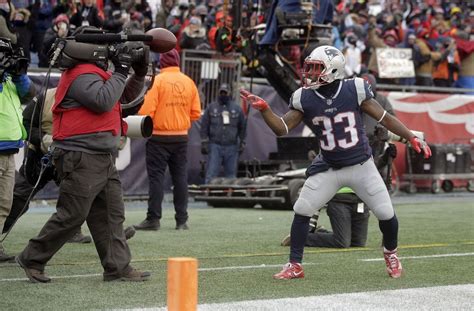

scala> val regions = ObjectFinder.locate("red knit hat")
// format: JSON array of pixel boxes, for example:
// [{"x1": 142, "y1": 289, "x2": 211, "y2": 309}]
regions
[{"x1": 159, "y1": 48, "x2": 180, "y2": 69}]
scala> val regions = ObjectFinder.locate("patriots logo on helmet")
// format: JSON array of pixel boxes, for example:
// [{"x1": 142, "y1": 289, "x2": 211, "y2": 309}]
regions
[{"x1": 324, "y1": 47, "x2": 340, "y2": 61}]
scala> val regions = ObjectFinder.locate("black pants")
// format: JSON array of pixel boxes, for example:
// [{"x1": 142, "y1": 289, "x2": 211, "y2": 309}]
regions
[
  {"x1": 305, "y1": 201, "x2": 369, "y2": 248},
  {"x1": 145, "y1": 140, "x2": 189, "y2": 225},
  {"x1": 19, "y1": 149, "x2": 132, "y2": 278}
]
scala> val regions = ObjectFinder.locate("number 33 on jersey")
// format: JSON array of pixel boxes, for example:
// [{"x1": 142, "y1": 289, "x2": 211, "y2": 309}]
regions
[{"x1": 290, "y1": 77, "x2": 374, "y2": 167}]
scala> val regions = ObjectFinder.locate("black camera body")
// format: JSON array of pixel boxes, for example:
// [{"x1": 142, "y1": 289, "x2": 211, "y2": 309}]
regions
[{"x1": 0, "y1": 37, "x2": 29, "y2": 79}]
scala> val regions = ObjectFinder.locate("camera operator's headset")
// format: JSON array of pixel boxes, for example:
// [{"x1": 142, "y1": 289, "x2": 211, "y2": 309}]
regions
[{"x1": 1, "y1": 28, "x2": 156, "y2": 241}]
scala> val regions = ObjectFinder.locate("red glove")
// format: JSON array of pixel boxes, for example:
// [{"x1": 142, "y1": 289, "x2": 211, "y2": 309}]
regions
[
  {"x1": 240, "y1": 89, "x2": 269, "y2": 111},
  {"x1": 410, "y1": 136, "x2": 432, "y2": 159}
]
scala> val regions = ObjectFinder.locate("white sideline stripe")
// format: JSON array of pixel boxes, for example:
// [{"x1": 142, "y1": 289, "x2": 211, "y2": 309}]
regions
[
  {"x1": 360, "y1": 252, "x2": 474, "y2": 262},
  {"x1": 0, "y1": 264, "x2": 318, "y2": 282},
  {"x1": 0, "y1": 273, "x2": 101, "y2": 282},
  {"x1": 122, "y1": 284, "x2": 474, "y2": 311}
]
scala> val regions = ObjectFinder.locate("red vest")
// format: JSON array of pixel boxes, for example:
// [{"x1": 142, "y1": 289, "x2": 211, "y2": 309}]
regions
[{"x1": 52, "y1": 63, "x2": 127, "y2": 140}]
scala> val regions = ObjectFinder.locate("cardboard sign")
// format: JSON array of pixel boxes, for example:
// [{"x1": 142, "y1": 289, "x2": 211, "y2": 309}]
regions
[{"x1": 376, "y1": 48, "x2": 415, "y2": 78}]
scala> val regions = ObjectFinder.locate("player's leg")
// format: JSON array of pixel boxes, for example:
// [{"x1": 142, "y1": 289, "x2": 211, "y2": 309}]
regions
[
  {"x1": 273, "y1": 169, "x2": 340, "y2": 280},
  {"x1": 347, "y1": 160, "x2": 402, "y2": 278}
]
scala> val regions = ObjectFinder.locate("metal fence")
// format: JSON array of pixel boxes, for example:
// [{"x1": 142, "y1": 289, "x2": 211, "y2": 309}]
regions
[{"x1": 181, "y1": 49, "x2": 242, "y2": 110}]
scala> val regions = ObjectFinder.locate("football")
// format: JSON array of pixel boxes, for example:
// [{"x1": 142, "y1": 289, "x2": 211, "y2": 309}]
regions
[{"x1": 145, "y1": 28, "x2": 177, "y2": 53}]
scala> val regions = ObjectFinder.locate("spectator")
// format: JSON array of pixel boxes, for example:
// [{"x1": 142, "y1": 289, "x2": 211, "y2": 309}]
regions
[
  {"x1": 11, "y1": 7, "x2": 31, "y2": 59},
  {"x1": 343, "y1": 33, "x2": 362, "y2": 78},
  {"x1": 166, "y1": 0, "x2": 191, "y2": 51},
  {"x1": 179, "y1": 16, "x2": 209, "y2": 50},
  {"x1": 367, "y1": 20, "x2": 399, "y2": 83},
  {"x1": 39, "y1": 13, "x2": 70, "y2": 68},
  {"x1": 155, "y1": 0, "x2": 175, "y2": 29},
  {"x1": 132, "y1": 0, "x2": 153, "y2": 31},
  {"x1": 209, "y1": 10, "x2": 236, "y2": 53},
  {"x1": 0, "y1": 37, "x2": 35, "y2": 262},
  {"x1": 433, "y1": 37, "x2": 460, "y2": 87},
  {"x1": 0, "y1": 0, "x2": 18, "y2": 45},
  {"x1": 103, "y1": 0, "x2": 128, "y2": 33},
  {"x1": 16, "y1": 26, "x2": 150, "y2": 283},
  {"x1": 453, "y1": 30, "x2": 474, "y2": 92},
  {"x1": 28, "y1": 0, "x2": 53, "y2": 66},
  {"x1": 69, "y1": 0, "x2": 103, "y2": 30},
  {"x1": 194, "y1": 4, "x2": 208, "y2": 27},
  {"x1": 414, "y1": 28, "x2": 448, "y2": 86},
  {"x1": 397, "y1": 32, "x2": 420, "y2": 86},
  {"x1": 200, "y1": 83, "x2": 246, "y2": 184},
  {"x1": 134, "y1": 49, "x2": 201, "y2": 231},
  {"x1": 52, "y1": 0, "x2": 75, "y2": 18}
]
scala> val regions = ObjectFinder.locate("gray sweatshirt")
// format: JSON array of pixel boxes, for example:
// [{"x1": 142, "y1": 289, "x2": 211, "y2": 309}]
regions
[{"x1": 52, "y1": 71, "x2": 144, "y2": 154}]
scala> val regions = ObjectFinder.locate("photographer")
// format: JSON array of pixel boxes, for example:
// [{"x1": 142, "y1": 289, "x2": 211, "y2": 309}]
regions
[
  {"x1": 0, "y1": 37, "x2": 35, "y2": 262},
  {"x1": 16, "y1": 26, "x2": 150, "y2": 283},
  {"x1": 281, "y1": 188, "x2": 370, "y2": 249}
]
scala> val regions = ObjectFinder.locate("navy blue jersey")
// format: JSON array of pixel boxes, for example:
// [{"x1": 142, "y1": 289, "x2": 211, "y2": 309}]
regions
[{"x1": 290, "y1": 78, "x2": 374, "y2": 172}]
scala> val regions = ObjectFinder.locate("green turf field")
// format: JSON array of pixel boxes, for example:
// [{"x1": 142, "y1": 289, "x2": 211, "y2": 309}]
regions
[{"x1": 1, "y1": 199, "x2": 473, "y2": 310}]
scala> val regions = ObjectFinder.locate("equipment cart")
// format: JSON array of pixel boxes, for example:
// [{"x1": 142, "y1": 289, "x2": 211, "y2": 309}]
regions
[{"x1": 404, "y1": 143, "x2": 474, "y2": 193}]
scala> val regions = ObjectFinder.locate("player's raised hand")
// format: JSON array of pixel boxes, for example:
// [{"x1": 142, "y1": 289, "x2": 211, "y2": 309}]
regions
[
  {"x1": 410, "y1": 136, "x2": 432, "y2": 159},
  {"x1": 240, "y1": 89, "x2": 269, "y2": 112}
]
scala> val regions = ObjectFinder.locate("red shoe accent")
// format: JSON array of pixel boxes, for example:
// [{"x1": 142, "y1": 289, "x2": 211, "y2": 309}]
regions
[
  {"x1": 384, "y1": 249, "x2": 402, "y2": 278},
  {"x1": 273, "y1": 262, "x2": 304, "y2": 280}
]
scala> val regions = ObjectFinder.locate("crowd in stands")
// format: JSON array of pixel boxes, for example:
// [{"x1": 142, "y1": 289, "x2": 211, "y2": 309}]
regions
[{"x1": 0, "y1": 0, "x2": 472, "y2": 90}]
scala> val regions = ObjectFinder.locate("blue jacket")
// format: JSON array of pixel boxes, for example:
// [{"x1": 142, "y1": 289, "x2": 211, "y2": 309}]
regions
[{"x1": 200, "y1": 99, "x2": 246, "y2": 146}]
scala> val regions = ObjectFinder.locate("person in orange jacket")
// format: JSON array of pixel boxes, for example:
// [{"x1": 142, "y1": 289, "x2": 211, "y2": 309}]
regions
[
  {"x1": 433, "y1": 37, "x2": 460, "y2": 87},
  {"x1": 134, "y1": 48, "x2": 201, "y2": 231}
]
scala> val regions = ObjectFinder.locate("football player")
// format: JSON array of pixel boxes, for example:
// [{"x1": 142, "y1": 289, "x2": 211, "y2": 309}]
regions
[{"x1": 240, "y1": 45, "x2": 431, "y2": 280}]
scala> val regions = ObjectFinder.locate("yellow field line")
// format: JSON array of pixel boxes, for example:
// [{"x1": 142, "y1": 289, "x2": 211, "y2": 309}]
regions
[{"x1": 5, "y1": 240, "x2": 469, "y2": 267}]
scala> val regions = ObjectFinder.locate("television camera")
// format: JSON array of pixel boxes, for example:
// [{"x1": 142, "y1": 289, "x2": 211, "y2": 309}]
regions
[
  {"x1": 0, "y1": 37, "x2": 29, "y2": 80},
  {"x1": 47, "y1": 27, "x2": 176, "y2": 138}
]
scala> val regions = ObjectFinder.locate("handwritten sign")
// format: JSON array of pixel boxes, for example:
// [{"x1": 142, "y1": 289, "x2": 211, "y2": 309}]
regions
[{"x1": 376, "y1": 48, "x2": 415, "y2": 78}]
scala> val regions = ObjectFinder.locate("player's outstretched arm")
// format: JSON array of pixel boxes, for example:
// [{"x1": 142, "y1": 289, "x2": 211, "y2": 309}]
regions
[
  {"x1": 361, "y1": 98, "x2": 432, "y2": 158},
  {"x1": 240, "y1": 89, "x2": 303, "y2": 136}
]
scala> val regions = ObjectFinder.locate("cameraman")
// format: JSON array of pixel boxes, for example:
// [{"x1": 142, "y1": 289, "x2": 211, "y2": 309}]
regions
[
  {"x1": 16, "y1": 26, "x2": 150, "y2": 283},
  {"x1": 2, "y1": 87, "x2": 135, "y2": 244},
  {"x1": 0, "y1": 37, "x2": 35, "y2": 262}
]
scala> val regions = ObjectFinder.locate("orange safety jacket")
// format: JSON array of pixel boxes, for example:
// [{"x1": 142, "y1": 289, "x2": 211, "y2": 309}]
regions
[{"x1": 139, "y1": 66, "x2": 201, "y2": 136}]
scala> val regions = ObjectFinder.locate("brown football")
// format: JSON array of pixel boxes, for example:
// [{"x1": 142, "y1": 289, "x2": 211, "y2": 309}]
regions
[{"x1": 145, "y1": 28, "x2": 177, "y2": 53}]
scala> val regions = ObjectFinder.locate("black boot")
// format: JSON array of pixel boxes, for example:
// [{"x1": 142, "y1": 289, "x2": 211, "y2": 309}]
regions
[{"x1": 134, "y1": 219, "x2": 160, "y2": 231}]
